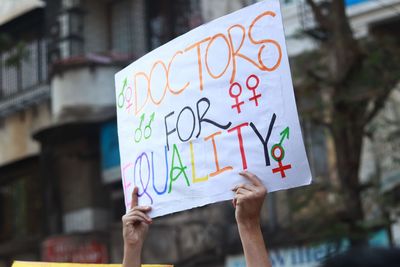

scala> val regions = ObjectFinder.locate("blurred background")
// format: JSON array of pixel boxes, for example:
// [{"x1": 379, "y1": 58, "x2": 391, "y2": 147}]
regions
[{"x1": 0, "y1": 0, "x2": 399, "y2": 266}]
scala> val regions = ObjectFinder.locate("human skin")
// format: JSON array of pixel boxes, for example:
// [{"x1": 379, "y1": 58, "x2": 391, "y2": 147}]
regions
[
  {"x1": 232, "y1": 171, "x2": 272, "y2": 267},
  {"x1": 122, "y1": 187, "x2": 152, "y2": 267},
  {"x1": 122, "y1": 171, "x2": 271, "y2": 267}
]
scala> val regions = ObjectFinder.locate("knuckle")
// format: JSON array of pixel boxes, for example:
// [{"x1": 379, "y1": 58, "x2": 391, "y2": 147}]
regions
[{"x1": 260, "y1": 187, "x2": 267, "y2": 195}]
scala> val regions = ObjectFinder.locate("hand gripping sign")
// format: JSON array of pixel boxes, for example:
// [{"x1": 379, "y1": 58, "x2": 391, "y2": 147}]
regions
[{"x1": 115, "y1": 0, "x2": 312, "y2": 218}]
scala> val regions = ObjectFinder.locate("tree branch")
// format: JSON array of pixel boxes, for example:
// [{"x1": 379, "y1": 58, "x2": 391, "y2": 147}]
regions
[
  {"x1": 305, "y1": 0, "x2": 330, "y2": 30},
  {"x1": 307, "y1": 69, "x2": 334, "y2": 86},
  {"x1": 363, "y1": 86, "x2": 393, "y2": 126}
]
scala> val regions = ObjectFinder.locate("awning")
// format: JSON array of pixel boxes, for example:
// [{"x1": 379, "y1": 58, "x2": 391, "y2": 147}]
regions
[{"x1": 0, "y1": 0, "x2": 45, "y2": 26}]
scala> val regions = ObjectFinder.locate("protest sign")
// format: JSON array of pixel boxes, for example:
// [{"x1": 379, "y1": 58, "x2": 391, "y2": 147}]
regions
[
  {"x1": 115, "y1": 0, "x2": 312, "y2": 217},
  {"x1": 12, "y1": 262, "x2": 172, "y2": 267}
]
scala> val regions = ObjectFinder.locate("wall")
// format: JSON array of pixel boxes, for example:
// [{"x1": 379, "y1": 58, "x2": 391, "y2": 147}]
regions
[
  {"x1": 200, "y1": 0, "x2": 254, "y2": 22},
  {"x1": 51, "y1": 66, "x2": 120, "y2": 120},
  {"x1": 0, "y1": 103, "x2": 51, "y2": 165}
]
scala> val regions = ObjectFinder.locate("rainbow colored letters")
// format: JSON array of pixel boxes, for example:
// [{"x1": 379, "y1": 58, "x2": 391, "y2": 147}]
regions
[{"x1": 115, "y1": 0, "x2": 312, "y2": 217}]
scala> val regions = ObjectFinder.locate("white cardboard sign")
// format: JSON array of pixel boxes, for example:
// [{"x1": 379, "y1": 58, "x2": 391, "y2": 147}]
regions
[{"x1": 115, "y1": 0, "x2": 312, "y2": 217}]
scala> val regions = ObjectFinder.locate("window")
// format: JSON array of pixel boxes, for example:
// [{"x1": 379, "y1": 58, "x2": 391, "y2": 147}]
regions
[
  {"x1": 110, "y1": 0, "x2": 134, "y2": 55},
  {"x1": 147, "y1": 0, "x2": 201, "y2": 49},
  {"x1": 0, "y1": 38, "x2": 47, "y2": 100}
]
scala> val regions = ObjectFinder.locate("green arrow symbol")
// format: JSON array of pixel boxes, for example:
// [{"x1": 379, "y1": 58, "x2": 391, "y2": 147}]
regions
[
  {"x1": 279, "y1": 127, "x2": 289, "y2": 145},
  {"x1": 138, "y1": 113, "x2": 145, "y2": 128},
  {"x1": 149, "y1": 112, "x2": 155, "y2": 123}
]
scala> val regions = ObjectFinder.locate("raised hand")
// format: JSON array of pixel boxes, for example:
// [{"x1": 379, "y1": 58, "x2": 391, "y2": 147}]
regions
[
  {"x1": 122, "y1": 187, "x2": 152, "y2": 267},
  {"x1": 232, "y1": 171, "x2": 271, "y2": 267},
  {"x1": 232, "y1": 171, "x2": 267, "y2": 228}
]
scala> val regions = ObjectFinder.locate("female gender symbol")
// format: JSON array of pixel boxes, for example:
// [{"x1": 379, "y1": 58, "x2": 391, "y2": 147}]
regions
[
  {"x1": 124, "y1": 86, "x2": 133, "y2": 110},
  {"x1": 246, "y1": 74, "x2": 261, "y2": 106},
  {"x1": 229, "y1": 82, "x2": 245, "y2": 113}
]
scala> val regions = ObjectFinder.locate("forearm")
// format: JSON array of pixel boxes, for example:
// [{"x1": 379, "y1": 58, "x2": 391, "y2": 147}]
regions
[
  {"x1": 238, "y1": 223, "x2": 271, "y2": 267},
  {"x1": 123, "y1": 243, "x2": 142, "y2": 267}
]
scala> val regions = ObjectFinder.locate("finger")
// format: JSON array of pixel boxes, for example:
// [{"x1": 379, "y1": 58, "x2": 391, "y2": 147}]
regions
[
  {"x1": 131, "y1": 187, "x2": 139, "y2": 209},
  {"x1": 232, "y1": 183, "x2": 257, "y2": 192},
  {"x1": 233, "y1": 194, "x2": 247, "y2": 206},
  {"x1": 131, "y1": 206, "x2": 152, "y2": 212},
  {"x1": 125, "y1": 206, "x2": 152, "y2": 218},
  {"x1": 125, "y1": 211, "x2": 152, "y2": 224},
  {"x1": 232, "y1": 198, "x2": 237, "y2": 209},
  {"x1": 234, "y1": 187, "x2": 252, "y2": 196},
  {"x1": 239, "y1": 171, "x2": 263, "y2": 186},
  {"x1": 125, "y1": 215, "x2": 152, "y2": 225},
  {"x1": 124, "y1": 207, "x2": 153, "y2": 225}
]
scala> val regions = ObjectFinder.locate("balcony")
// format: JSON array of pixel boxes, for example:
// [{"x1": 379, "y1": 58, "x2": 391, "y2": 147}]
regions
[{"x1": 0, "y1": 38, "x2": 49, "y2": 118}]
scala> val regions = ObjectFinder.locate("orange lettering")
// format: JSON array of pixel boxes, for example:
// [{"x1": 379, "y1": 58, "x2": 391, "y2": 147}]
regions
[
  {"x1": 204, "y1": 131, "x2": 233, "y2": 177},
  {"x1": 205, "y1": 33, "x2": 232, "y2": 79},
  {"x1": 134, "y1": 72, "x2": 150, "y2": 115},
  {"x1": 228, "y1": 24, "x2": 263, "y2": 83},
  {"x1": 185, "y1": 37, "x2": 211, "y2": 91},
  {"x1": 167, "y1": 50, "x2": 190, "y2": 95},
  {"x1": 149, "y1": 60, "x2": 168, "y2": 105},
  {"x1": 248, "y1": 11, "x2": 282, "y2": 71}
]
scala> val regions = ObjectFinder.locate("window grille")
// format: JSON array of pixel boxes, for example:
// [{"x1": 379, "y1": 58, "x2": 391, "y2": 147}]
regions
[{"x1": 0, "y1": 38, "x2": 49, "y2": 117}]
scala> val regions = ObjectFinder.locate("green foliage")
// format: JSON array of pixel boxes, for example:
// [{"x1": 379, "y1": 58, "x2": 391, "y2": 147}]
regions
[{"x1": 0, "y1": 33, "x2": 29, "y2": 67}]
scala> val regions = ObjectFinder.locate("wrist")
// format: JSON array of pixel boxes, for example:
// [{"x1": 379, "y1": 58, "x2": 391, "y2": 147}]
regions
[
  {"x1": 237, "y1": 217, "x2": 261, "y2": 231},
  {"x1": 124, "y1": 241, "x2": 144, "y2": 252},
  {"x1": 123, "y1": 243, "x2": 142, "y2": 267}
]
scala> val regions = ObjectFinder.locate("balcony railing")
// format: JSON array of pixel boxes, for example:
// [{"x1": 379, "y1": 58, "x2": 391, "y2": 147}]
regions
[{"x1": 0, "y1": 38, "x2": 49, "y2": 117}]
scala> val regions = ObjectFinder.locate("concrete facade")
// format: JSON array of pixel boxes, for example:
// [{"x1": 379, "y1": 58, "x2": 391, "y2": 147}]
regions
[
  {"x1": 0, "y1": 103, "x2": 51, "y2": 165},
  {"x1": 51, "y1": 66, "x2": 120, "y2": 120}
]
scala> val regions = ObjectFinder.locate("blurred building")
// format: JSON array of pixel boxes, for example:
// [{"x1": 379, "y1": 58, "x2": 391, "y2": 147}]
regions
[
  {"x1": 0, "y1": 1, "x2": 399, "y2": 267},
  {"x1": 0, "y1": 0, "x2": 201, "y2": 265}
]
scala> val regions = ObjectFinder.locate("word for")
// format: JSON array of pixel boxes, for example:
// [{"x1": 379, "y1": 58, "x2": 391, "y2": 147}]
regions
[
  {"x1": 123, "y1": 112, "x2": 278, "y2": 206},
  {"x1": 164, "y1": 97, "x2": 231, "y2": 150},
  {"x1": 230, "y1": 74, "x2": 262, "y2": 113},
  {"x1": 135, "y1": 112, "x2": 155, "y2": 143},
  {"x1": 125, "y1": 11, "x2": 282, "y2": 115}
]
